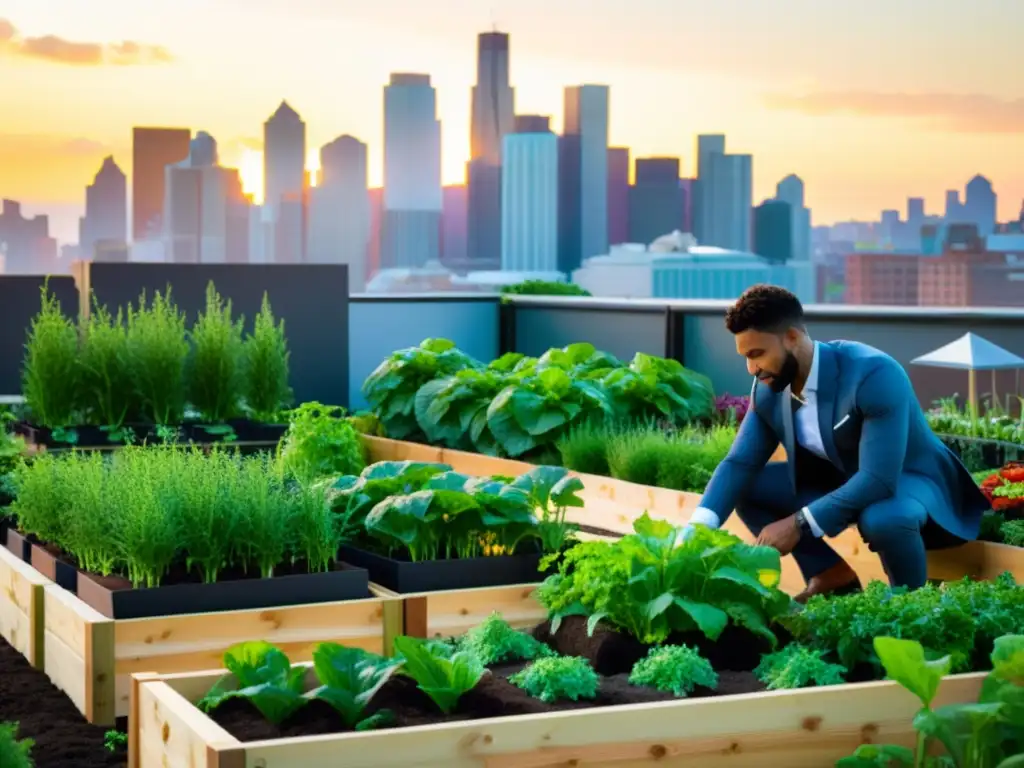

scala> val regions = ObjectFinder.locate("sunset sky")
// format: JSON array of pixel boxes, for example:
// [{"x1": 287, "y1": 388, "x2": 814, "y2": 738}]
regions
[{"x1": 2, "y1": 0, "x2": 1022, "y2": 244}]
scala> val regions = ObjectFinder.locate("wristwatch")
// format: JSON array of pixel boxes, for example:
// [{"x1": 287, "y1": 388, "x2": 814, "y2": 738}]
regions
[{"x1": 794, "y1": 509, "x2": 811, "y2": 536}]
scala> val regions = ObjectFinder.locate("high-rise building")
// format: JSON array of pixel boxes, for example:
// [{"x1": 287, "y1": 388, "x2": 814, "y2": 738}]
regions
[
  {"x1": 467, "y1": 31, "x2": 515, "y2": 268},
  {"x1": 775, "y1": 174, "x2": 811, "y2": 261},
  {"x1": 607, "y1": 147, "x2": 630, "y2": 246},
  {"x1": 705, "y1": 153, "x2": 753, "y2": 251},
  {"x1": 558, "y1": 84, "x2": 609, "y2": 273},
  {"x1": 692, "y1": 134, "x2": 726, "y2": 244},
  {"x1": 131, "y1": 127, "x2": 191, "y2": 241},
  {"x1": 964, "y1": 175, "x2": 997, "y2": 237},
  {"x1": 442, "y1": 185, "x2": 468, "y2": 267},
  {"x1": 79, "y1": 156, "x2": 127, "y2": 260},
  {"x1": 0, "y1": 200, "x2": 58, "y2": 274},
  {"x1": 945, "y1": 190, "x2": 964, "y2": 222},
  {"x1": 308, "y1": 134, "x2": 371, "y2": 291},
  {"x1": 501, "y1": 115, "x2": 558, "y2": 272},
  {"x1": 628, "y1": 157, "x2": 684, "y2": 244},
  {"x1": 754, "y1": 199, "x2": 793, "y2": 264},
  {"x1": 383, "y1": 73, "x2": 442, "y2": 269},
  {"x1": 263, "y1": 101, "x2": 307, "y2": 262}
]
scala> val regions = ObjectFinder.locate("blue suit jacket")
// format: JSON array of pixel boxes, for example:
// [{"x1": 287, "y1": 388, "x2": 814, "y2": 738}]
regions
[{"x1": 700, "y1": 340, "x2": 989, "y2": 541}]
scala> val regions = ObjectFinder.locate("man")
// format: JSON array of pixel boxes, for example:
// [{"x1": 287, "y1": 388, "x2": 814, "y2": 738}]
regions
[{"x1": 690, "y1": 284, "x2": 989, "y2": 601}]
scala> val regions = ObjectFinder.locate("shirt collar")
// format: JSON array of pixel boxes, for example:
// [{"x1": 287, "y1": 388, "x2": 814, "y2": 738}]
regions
[{"x1": 805, "y1": 341, "x2": 820, "y2": 393}]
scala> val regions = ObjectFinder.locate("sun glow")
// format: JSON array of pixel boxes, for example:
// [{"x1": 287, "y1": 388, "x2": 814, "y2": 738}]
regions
[{"x1": 236, "y1": 148, "x2": 321, "y2": 206}]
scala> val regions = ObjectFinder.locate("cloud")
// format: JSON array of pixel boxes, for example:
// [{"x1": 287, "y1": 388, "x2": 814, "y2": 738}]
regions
[
  {"x1": 764, "y1": 91, "x2": 1024, "y2": 134},
  {"x1": 0, "y1": 18, "x2": 172, "y2": 66}
]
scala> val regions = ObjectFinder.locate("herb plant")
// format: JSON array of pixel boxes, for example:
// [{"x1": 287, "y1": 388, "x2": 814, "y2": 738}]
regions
[
  {"x1": 199, "y1": 641, "x2": 307, "y2": 724},
  {"x1": 307, "y1": 643, "x2": 402, "y2": 728},
  {"x1": 187, "y1": 282, "x2": 245, "y2": 425},
  {"x1": 0, "y1": 721, "x2": 33, "y2": 768},
  {"x1": 243, "y1": 293, "x2": 292, "y2": 423},
  {"x1": 126, "y1": 288, "x2": 190, "y2": 426},
  {"x1": 508, "y1": 656, "x2": 600, "y2": 703},
  {"x1": 510, "y1": 466, "x2": 584, "y2": 552},
  {"x1": 753, "y1": 644, "x2": 846, "y2": 690},
  {"x1": 392, "y1": 635, "x2": 485, "y2": 714},
  {"x1": 103, "y1": 730, "x2": 127, "y2": 752},
  {"x1": 537, "y1": 513, "x2": 791, "y2": 645},
  {"x1": 78, "y1": 299, "x2": 136, "y2": 440},
  {"x1": 21, "y1": 282, "x2": 80, "y2": 434},
  {"x1": 277, "y1": 402, "x2": 366, "y2": 485},
  {"x1": 628, "y1": 645, "x2": 718, "y2": 697},
  {"x1": 458, "y1": 612, "x2": 555, "y2": 666}
]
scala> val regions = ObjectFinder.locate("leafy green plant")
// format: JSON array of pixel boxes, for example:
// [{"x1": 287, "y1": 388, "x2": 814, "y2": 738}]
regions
[
  {"x1": 187, "y1": 282, "x2": 246, "y2": 425},
  {"x1": 414, "y1": 368, "x2": 507, "y2": 455},
  {"x1": 628, "y1": 644, "x2": 718, "y2": 697},
  {"x1": 510, "y1": 465, "x2": 584, "y2": 552},
  {"x1": 556, "y1": 419, "x2": 614, "y2": 476},
  {"x1": 307, "y1": 643, "x2": 402, "y2": 728},
  {"x1": 499, "y1": 279, "x2": 591, "y2": 298},
  {"x1": 537, "y1": 514, "x2": 791, "y2": 645},
  {"x1": 0, "y1": 721, "x2": 33, "y2": 768},
  {"x1": 392, "y1": 635, "x2": 485, "y2": 714},
  {"x1": 1000, "y1": 519, "x2": 1024, "y2": 547},
  {"x1": 103, "y1": 730, "x2": 127, "y2": 752},
  {"x1": 277, "y1": 402, "x2": 366, "y2": 484},
  {"x1": 458, "y1": 612, "x2": 555, "y2": 665},
  {"x1": 243, "y1": 293, "x2": 292, "y2": 423},
  {"x1": 126, "y1": 288, "x2": 190, "y2": 426},
  {"x1": 199, "y1": 641, "x2": 307, "y2": 724},
  {"x1": 21, "y1": 281, "x2": 80, "y2": 434},
  {"x1": 508, "y1": 656, "x2": 599, "y2": 703},
  {"x1": 837, "y1": 634, "x2": 1024, "y2": 768},
  {"x1": 753, "y1": 644, "x2": 846, "y2": 690},
  {"x1": 78, "y1": 299, "x2": 136, "y2": 440}
]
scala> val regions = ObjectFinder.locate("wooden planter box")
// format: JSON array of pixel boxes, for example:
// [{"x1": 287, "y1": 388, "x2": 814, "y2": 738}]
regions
[
  {"x1": 363, "y1": 435, "x2": 1024, "y2": 589},
  {"x1": 128, "y1": 666, "x2": 985, "y2": 768},
  {"x1": 0, "y1": 542, "x2": 48, "y2": 668},
  {"x1": 41, "y1": 581, "x2": 394, "y2": 725}
]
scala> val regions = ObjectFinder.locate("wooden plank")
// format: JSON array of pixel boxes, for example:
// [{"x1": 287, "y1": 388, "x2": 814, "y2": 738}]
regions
[
  {"x1": 135, "y1": 668, "x2": 985, "y2": 768},
  {"x1": 0, "y1": 541, "x2": 48, "y2": 667},
  {"x1": 136, "y1": 680, "x2": 243, "y2": 768}
]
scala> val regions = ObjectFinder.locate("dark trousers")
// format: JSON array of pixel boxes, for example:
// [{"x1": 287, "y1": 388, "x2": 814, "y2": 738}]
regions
[{"x1": 735, "y1": 447, "x2": 932, "y2": 589}]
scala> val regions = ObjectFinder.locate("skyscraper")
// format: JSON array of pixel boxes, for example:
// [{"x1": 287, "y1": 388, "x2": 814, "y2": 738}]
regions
[
  {"x1": 79, "y1": 156, "x2": 127, "y2": 259},
  {"x1": 131, "y1": 127, "x2": 191, "y2": 241},
  {"x1": 775, "y1": 174, "x2": 811, "y2": 261},
  {"x1": 754, "y1": 199, "x2": 793, "y2": 264},
  {"x1": 501, "y1": 115, "x2": 558, "y2": 272},
  {"x1": 607, "y1": 147, "x2": 630, "y2": 246},
  {"x1": 383, "y1": 73, "x2": 442, "y2": 269},
  {"x1": 308, "y1": 135, "x2": 371, "y2": 291},
  {"x1": 628, "y1": 157, "x2": 684, "y2": 244},
  {"x1": 467, "y1": 31, "x2": 515, "y2": 268},
  {"x1": 692, "y1": 134, "x2": 726, "y2": 244},
  {"x1": 558, "y1": 84, "x2": 609, "y2": 273},
  {"x1": 263, "y1": 101, "x2": 307, "y2": 262},
  {"x1": 964, "y1": 175, "x2": 997, "y2": 237},
  {"x1": 705, "y1": 153, "x2": 753, "y2": 251}
]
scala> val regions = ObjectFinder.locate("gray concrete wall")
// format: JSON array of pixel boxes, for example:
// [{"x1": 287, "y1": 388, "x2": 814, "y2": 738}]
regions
[{"x1": 0, "y1": 276, "x2": 79, "y2": 397}]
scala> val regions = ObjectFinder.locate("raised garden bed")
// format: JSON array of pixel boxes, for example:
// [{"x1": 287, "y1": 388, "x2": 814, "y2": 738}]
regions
[
  {"x1": 14, "y1": 419, "x2": 288, "y2": 452},
  {"x1": 0, "y1": 542, "x2": 46, "y2": 668}
]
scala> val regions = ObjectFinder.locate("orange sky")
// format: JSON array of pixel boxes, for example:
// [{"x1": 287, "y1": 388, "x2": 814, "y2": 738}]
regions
[{"x1": 1, "y1": 0, "x2": 1022, "y2": 243}]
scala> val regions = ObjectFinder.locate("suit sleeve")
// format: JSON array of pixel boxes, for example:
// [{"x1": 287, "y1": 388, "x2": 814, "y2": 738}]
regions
[
  {"x1": 805, "y1": 359, "x2": 910, "y2": 536},
  {"x1": 697, "y1": 382, "x2": 780, "y2": 524}
]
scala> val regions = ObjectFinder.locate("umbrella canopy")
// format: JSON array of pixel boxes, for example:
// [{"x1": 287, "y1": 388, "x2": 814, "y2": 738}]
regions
[{"x1": 910, "y1": 332, "x2": 1024, "y2": 371}]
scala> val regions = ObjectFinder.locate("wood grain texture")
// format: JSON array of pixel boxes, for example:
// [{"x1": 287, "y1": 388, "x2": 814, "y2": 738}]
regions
[{"x1": 0, "y1": 542, "x2": 47, "y2": 667}]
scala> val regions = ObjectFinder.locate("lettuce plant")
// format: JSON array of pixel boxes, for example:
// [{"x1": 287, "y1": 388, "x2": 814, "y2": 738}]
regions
[
  {"x1": 392, "y1": 635, "x2": 485, "y2": 714},
  {"x1": 508, "y1": 656, "x2": 599, "y2": 703},
  {"x1": 629, "y1": 645, "x2": 718, "y2": 697},
  {"x1": 307, "y1": 643, "x2": 402, "y2": 728},
  {"x1": 510, "y1": 466, "x2": 584, "y2": 552},
  {"x1": 0, "y1": 722, "x2": 33, "y2": 768},
  {"x1": 458, "y1": 612, "x2": 554, "y2": 666},
  {"x1": 199, "y1": 641, "x2": 307, "y2": 724}
]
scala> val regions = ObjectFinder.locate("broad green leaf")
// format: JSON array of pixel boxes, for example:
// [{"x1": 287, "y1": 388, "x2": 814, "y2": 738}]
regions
[
  {"x1": 874, "y1": 636, "x2": 951, "y2": 708},
  {"x1": 709, "y1": 565, "x2": 772, "y2": 597},
  {"x1": 673, "y1": 597, "x2": 728, "y2": 640}
]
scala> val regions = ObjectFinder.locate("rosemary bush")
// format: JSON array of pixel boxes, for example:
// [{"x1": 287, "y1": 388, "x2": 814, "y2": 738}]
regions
[
  {"x1": 21, "y1": 283, "x2": 80, "y2": 430},
  {"x1": 126, "y1": 289, "x2": 190, "y2": 426},
  {"x1": 79, "y1": 300, "x2": 136, "y2": 434},
  {"x1": 244, "y1": 293, "x2": 292, "y2": 422},
  {"x1": 187, "y1": 282, "x2": 246, "y2": 423}
]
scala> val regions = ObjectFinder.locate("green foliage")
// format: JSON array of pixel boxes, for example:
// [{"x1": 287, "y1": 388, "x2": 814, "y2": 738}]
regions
[
  {"x1": 458, "y1": 612, "x2": 555, "y2": 666},
  {"x1": 103, "y1": 730, "x2": 127, "y2": 752},
  {"x1": 126, "y1": 288, "x2": 190, "y2": 426},
  {"x1": 837, "y1": 634, "x2": 1024, "y2": 767},
  {"x1": 243, "y1": 293, "x2": 292, "y2": 422},
  {"x1": 928, "y1": 396, "x2": 1024, "y2": 445},
  {"x1": 78, "y1": 299, "x2": 136, "y2": 436},
  {"x1": 537, "y1": 514, "x2": 791, "y2": 645},
  {"x1": 602, "y1": 421, "x2": 737, "y2": 492},
  {"x1": 363, "y1": 340, "x2": 717, "y2": 458},
  {"x1": 753, "y1": 643, "x2": 846, "y2": 690},
  {"x1": 555, "y1": 419, "x2": 614, "y2": 476},
  {"x1": 199, "y1": 641, "x2": 307, "y2": 724},
  {"x1": 628, "y1": 644, "x2": 718, "y2": 697},
  {"x1": 499, "y1": 279, "x2": 591, "y2": 298},
  {"x1": 21, "y1": 281, "x2": 80, "y2": 431},
  {"x1": 1000, "y1": 519, "x2": 1024, "y2": 547},
  {"x1": 277, "y1": 402, "x2": 366, "y2": 484},
  {"x1": 187, "y1": 282, "x2": 246, "y2": 424},
  {"x1": 0, "y1": 722, "x2": 33, "y2": 768},
  {"x1": 308, "y1": 643, "x2": 403, "y2": 728},
  {"x1": 10, "y1": 445, "x2": 346, "y2": 587},
  {"x1": 508, "y1": 656, "x2": 599, "y2": 703},
  {"x1": 392, "y1": 635, "x2": 485, "y2": 714}
]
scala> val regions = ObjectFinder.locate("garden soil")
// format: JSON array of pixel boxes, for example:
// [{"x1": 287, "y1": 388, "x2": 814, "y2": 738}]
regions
[{"x1": 0, "y1": 637, "x2": 126, "y2": 767}]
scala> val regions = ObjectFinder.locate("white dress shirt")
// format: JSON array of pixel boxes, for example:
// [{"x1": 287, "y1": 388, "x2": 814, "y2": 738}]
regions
[{"x1": 690, "y1": 341, "x2": 827, "y2": 538}]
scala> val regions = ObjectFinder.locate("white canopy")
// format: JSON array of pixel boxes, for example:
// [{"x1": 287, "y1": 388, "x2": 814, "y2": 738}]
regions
[{"x1": 910, "y1": 332, "x2": 1024, "y2": 371}]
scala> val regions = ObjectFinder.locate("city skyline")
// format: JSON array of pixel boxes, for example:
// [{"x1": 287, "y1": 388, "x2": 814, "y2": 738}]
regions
[{"x1": 2, "y1": 0, "x2": 1022, "y2": 246}]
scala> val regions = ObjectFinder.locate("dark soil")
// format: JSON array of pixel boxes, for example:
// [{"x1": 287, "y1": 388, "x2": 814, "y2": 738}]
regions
[
  {"x1": 0, "y1": 636, "x2": 126, "y2": 767},
  {"x1": 208, "y1": 619, "x2": 766, "y2": 743}
]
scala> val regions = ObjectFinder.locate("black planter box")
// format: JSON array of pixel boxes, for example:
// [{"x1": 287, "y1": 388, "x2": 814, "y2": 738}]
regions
[
  {"x1": 14, "y1": 421, "x2": 158, "y2": 449},
  {"x1": 76, "y1": 564, "x2": 372, "y2": 619},
  {"x1": 4, "y1": 527, "x2": 31, "y2": 562},
  {"x1": 30, "y1": 543, "x2": 78, "y2": 592},
  {"x1": 339, "y1": 545, "x2": 546, "y2": 594}
]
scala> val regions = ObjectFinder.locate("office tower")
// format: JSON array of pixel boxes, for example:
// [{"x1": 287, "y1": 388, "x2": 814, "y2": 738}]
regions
[
  {"x1": 0, "y1": 200, "x2": 58, "y2": 274},
  {"x1": 501, "y1": 115, "x2": 558, "y2": 272},
  {"x1": 754, "y1": 199, "x2": 793, "y2": 263},
  {"x1": 775, "y1": 174, "x2": 811, "y2": 261},
  {"x1": 383, "y1": 73, "x2": 442, "y2": 269},
  {"x1": 628, "y1": 157, "x2": 684, "y2": 244},
  {"x1": 558, "y1": 85, "x2": 609, "y2": 273},
  {"x1": 132, "y1": 127, "x2": 191, "y2": 240},
  {"x1": 964, "y1": 175, "x2": 997, "y2": 237},
  {"x1": 308, "y1": 135, "x2": 371, "y2": 291},
  {"x1": 442, "y1": 185, "x2": 468, "y2": 267},
  {"x1": 945, "y1": 190, "x2": 964, "y2": 222},
  {"x1": 79, "y1": 156, "x2": 127, "y2": 259},
  {"x1": 692, "y1": 134, "x2": 726, "y2": 244},
  {"x1": 263, "y1": 101, "x2": 307, "y2": 262},
  {"x1": 467, "y1": 31, "x2": 515, "y2": 267},
  {"x1": 607, "y1": 147, "x2": 630, "y2": 246},
  {"x1": 705, "y1": 153, "x2": 753, "y2": 251}
]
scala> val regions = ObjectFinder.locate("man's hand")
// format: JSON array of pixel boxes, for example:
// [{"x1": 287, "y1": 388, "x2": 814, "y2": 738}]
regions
[{"x1": 756, "y1": 514, "x2": 801, "y2": 556}]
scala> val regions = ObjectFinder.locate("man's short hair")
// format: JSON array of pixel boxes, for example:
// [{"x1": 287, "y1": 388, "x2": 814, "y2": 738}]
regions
[{"x1": 725, "y1": 284, "x2": 805, "y2": 334}]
